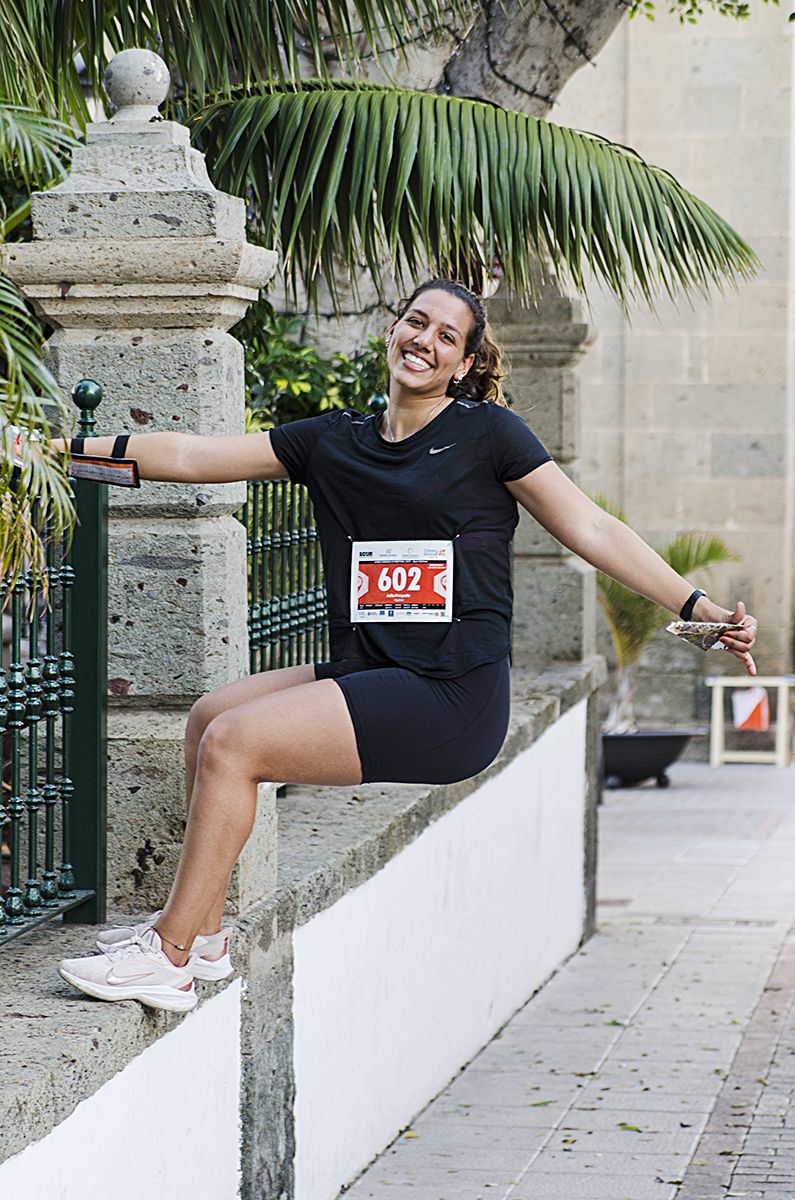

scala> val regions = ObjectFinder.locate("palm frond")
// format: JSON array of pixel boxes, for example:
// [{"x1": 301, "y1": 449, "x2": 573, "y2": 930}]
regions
[
  {"x1": 0, "y1": 493, "x2": 47, "y2": 593},
  {"x1": 0, "y1": 273, "x2": 63, "y2": 417},
  {"x1": 0, "y1": 272, "x2": 75, "y2": 583},
  {"x1": 596, "y1": 576, "x2": 664, "y2": 670},
  {"x1": 662, "y1": 531, "x2": 736, "y2": 578},
  {"x1": 592, "y1": 496, "x2": 738, "y2": 669},
  {"x1": 192, "y1": 81, "x2": 758, "y2": 308},
  {"x1": 0, "y1": 107, "x2": 75, "y2": 198},
  {"x1": 0, "y1": 1, "x2": 65, "y2": 112},
  {"x1": 46, "y1": 0, "x2": 479, "y2": 101}
]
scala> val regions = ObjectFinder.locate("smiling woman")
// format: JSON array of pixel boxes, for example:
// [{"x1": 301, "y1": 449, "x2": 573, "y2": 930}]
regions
[
  {"x1": 384, "y1": 280, "x2": 507, "y2": 433},
  {"x1": 51, "y1": 278, "x2": 758, "y2": 1015}
]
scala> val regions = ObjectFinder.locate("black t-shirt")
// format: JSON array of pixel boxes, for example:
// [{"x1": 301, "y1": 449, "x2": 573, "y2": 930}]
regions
[{"x1": 269, "y1": 399, "x2": 552, "y2": 677}]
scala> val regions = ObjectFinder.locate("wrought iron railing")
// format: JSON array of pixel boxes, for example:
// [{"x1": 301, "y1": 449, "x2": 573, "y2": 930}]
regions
[
  {"x1": 0, "y1": 381, "x2": 107, "y2": 942},
  {"x1": 241, "y1": 479, "x2": 329, "y2": 673},
  {"x1": 2, "y1": 404, "x2": 328, "y2": 941},
  {"x1": 0, "y1": 539, "x2": 81, "y2": 935}
]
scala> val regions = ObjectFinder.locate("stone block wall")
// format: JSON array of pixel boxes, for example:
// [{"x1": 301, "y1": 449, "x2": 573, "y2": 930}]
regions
[
  {"x1": 4, "y1": 49, "x2": 278, "y2": 910},
  {"x1": 489, "y1": 286, "x2": 597, "y2": 667},
  {"x1": 553, "y1": 7, "x2": 794, "y2": 725}
]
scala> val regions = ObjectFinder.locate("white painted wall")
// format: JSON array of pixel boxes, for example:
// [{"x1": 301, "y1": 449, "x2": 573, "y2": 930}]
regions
[
  {"x1": 0, "y1": 981, "x2": 242, "y2": 1200},
  {"x1": 292, "y1": 700, "x2": 588, "y2": 1200}
]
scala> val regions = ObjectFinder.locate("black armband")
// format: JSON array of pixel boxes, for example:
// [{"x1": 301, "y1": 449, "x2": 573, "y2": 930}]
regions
[
  {"x1": 67, "y1": 433, "x2": 139, "y2": 487},
  {"x1": 679, "y1": 589, "x2": 706, "y2": 621}
]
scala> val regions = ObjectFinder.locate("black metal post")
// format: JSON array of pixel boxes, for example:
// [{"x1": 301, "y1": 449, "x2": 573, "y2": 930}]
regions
[{"x1": 63, "y1": 379, "x2": 108, "y2": 925}]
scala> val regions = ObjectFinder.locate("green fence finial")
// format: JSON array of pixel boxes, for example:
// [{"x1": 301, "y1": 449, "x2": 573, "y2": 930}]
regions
[
  {"x1": 71, "y1": 380, "x2": 103, "y2": 438},
  {"x1": 71, "y1": 379, "x2": 103, "y2": 410}
]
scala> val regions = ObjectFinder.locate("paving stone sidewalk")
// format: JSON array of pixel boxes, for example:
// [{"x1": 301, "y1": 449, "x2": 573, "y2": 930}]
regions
[{"x1": 339, "y1": 762, "x2": 795, "y2": 1200}]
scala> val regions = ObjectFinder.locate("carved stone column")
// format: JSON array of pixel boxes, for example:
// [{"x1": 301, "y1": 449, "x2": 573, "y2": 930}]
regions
[
  {"x1": 489, "y1": 283, "x2": 596, "y2": 665},
  {"x1": 5, "y1": 50, "x2": 278, "y2": 912}
]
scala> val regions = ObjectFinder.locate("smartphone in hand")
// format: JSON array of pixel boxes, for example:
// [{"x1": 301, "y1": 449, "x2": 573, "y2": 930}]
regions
[{"x1": 666, "y1": 620, "x2": 743, "y2": 652}]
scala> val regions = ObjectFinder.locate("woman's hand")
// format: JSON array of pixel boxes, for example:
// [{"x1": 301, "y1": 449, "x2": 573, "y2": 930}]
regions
[{"x1": 693, "y1": 595, "x2": 758, "y2": 676}]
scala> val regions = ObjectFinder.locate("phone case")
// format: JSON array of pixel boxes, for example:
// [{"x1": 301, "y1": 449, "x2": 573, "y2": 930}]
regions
[{"x1": 665, "y1": 620, "x2": 742, "y2": 652}]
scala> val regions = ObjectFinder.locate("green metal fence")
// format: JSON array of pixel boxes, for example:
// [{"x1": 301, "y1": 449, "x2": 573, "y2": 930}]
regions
[
  {"x1": 1, "y1": 400, "x2": 327, "y2": 942},
  {"x1": 242, "y1": 479, "x2": 329, "y2": 673},
  {"x1": 0, "y1": 381, "x2": 107, "y2": 941}
]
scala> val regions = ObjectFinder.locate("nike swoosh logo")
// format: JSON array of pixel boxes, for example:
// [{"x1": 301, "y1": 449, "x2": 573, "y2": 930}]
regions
[
  {"x1": 107, "y1": 968, "x2": 158, "y2": 984},
  {"x1": 429, "y1": 444, "x2": 456, "y2": 455}
]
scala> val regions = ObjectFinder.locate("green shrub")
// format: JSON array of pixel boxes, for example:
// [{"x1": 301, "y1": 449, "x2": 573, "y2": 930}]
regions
[{"x1": 234, "y1": 296, "x2": 387, "y2": 430}]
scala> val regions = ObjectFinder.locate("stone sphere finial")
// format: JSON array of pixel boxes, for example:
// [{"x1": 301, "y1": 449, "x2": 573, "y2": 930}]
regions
[{"x1": 104, "y1": 49, "x2": 170, "y2": 122}]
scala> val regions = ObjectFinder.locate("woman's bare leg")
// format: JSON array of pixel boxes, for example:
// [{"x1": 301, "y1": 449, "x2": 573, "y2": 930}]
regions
[
  {"x1": 181, "y1": 665, "x2": 316, "y2": 936},
  {"x1": 184, "y1": 665, "x2": 316, "y2": 809},
  {"x1": 156, "y1": 678, "x2": 361, "y2": 965}
]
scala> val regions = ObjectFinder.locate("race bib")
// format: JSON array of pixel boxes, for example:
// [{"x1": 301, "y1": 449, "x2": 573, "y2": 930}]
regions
[{"x1": 350, "y1": 540, "x2": 453, "y2": 623}]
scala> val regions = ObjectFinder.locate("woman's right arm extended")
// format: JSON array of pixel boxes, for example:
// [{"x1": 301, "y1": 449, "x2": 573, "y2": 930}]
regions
[{"x1": 51, "y1": 431, "x2": 289, "y2": 483}]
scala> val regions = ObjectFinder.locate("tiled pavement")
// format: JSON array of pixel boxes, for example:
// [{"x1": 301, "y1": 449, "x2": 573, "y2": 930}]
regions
[{"x1": 338, "y1": 762, "x2": 795, "y2": 1200}]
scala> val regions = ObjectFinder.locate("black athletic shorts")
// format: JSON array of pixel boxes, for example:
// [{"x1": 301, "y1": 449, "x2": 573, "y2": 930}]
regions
[{"x1": 314, "y1": 657, "x2": 511, "y2": 785}]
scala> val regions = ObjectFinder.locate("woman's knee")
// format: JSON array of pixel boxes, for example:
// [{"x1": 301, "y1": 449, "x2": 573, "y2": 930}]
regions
[
  {"x1": 186, "y1": 692, "x2": 222, "y2": 746},
  {"x1": 196, "y1": 712, "x2": 250, "y2": 778}
]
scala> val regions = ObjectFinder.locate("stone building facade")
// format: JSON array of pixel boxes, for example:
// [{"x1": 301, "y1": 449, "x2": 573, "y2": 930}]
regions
[{"x1": 552, "y1": 5, "x2": 794, "y2": 725}]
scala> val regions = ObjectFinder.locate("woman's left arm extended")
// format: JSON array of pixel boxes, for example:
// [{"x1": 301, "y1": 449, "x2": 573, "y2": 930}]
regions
[{"x1": 506, "y1": 462, "x2": 758, "y2": 675}]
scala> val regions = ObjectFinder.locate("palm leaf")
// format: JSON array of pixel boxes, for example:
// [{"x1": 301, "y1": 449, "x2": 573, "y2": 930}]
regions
[
  {"x1": 0, "y1": 2, "x2": 62, "y2": 112},
  {"x1": 593, "y1": 496, "x2": 737, "y2": 669},
  {"x1": 0, "y1": 1, "x2": 88, "y2": 122},
  {"x1": 44, "y1": 0, "x2": 481, "y2": 103},
  {"x1": 192, "y1": 81, "x2": 758, "y2": 308},
  {"x1": 0, "y1": 272, "x2": 75, "y2": 585},
  {"x1": 0, "y1": 108, "x2": 75, "y2": 229}
]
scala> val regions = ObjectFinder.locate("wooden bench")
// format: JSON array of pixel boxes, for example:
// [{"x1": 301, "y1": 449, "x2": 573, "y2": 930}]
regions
[{"x1": 705, "y1": 675, "x2": 795, "y2": 768}]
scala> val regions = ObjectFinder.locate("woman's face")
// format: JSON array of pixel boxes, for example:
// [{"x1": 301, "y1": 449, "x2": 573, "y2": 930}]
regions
[{"x1": 387, "y1": 290, "x2": 476, "y2": 398}]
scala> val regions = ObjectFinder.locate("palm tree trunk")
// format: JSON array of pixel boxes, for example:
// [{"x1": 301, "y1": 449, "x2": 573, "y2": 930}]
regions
[{"x1": 604, "y1": 665, "x2": 638, "y2": 734}]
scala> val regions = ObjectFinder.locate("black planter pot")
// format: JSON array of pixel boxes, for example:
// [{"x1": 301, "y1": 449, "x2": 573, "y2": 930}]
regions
[{"x1": 601, "y1": 730, "x2": 706, "y2": 789}]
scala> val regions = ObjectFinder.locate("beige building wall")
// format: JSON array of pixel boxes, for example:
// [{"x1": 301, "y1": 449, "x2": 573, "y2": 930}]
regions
[{"x1": 551, "y1": 8, "x2": 794, "y2": 724}]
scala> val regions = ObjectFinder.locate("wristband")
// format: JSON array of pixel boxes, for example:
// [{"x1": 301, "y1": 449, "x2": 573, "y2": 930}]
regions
[
  {"x1": 70, "y1": 436, "x2": 85, "y2": 455},
  {"x1": 679, "y1": 589, "x2": 706, "y2": 622}
]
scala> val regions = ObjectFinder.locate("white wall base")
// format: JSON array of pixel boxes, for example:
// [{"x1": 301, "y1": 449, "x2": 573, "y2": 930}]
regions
[
  {"x1": 0, "y1": 981, "x2": 242, "y2": 1200},
  {"x1": 292, "y1": 699, "x2": 588, "y2": 1200}
]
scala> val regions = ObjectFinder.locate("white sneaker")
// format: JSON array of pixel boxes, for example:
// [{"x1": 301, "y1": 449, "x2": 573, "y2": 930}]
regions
[
  {"x1": 191, "y1": 928, "x2": 234, "y2": 982},
  {"x1": 96, "y1": 913, "x2": 233, "y2": 982},
  {"x1": 96, "y1": 910, "x2": 163, "y2": 952},
  {"x1": 59, "y1": 928, "x2": 197, "y2": 1013}
]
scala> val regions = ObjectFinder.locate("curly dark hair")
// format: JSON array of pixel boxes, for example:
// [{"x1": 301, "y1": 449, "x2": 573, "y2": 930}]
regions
[{"x1": 396, "y1": 279, "x2": 507, "y2": 405}]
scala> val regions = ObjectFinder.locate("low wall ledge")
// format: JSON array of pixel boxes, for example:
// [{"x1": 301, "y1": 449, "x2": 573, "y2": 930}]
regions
[
  {"x1": 0, "y1": 657, "x2": 604, "y2": 1166},
  {"x1": 262, "y1": 658, "x2": 606, "y2": 937}
]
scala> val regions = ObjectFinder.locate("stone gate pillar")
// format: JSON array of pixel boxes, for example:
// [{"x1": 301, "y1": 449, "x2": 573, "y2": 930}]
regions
[
  {"x1": 489, "y1": 283, "x2": 596, "y2": 665},
  {"x1": 5, "y1": 50, "x2": 278, "y2": 913}
]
